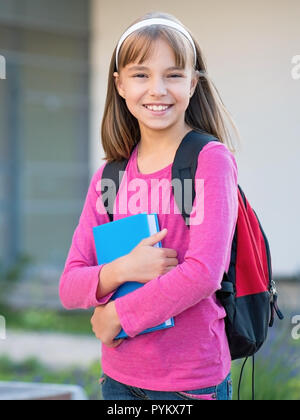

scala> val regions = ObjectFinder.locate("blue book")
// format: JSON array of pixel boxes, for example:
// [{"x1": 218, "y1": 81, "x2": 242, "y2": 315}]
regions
[{"x1": 92, "y1": 213, "x2": 175, "y2": 339}]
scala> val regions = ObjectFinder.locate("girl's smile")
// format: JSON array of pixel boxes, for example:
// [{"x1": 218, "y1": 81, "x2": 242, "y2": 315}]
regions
[{"x1": 143, "y1": 104, "x2": 174, "y2": 116}]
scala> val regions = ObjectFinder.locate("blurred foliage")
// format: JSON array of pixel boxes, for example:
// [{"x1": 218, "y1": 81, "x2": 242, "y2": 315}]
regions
[
  {"x1": 1, "y1": 312, "x2": 300, "y2": 401},
  {"x1": 0, "y1": 255, "x2": 34, "y2": 304},
  {"x1": 0, "y1": 303, "x2": 93, "y2": 335},
  {"x1": 231, "y1": 312, "x2": 300, "y2": 400},
  {"x1": 0, "y1": 355, "x2": 102, "y2": 400},
  {"x1": 231, "y1": 357, "x2": 300, "y2": 400},
  {"x1": 0, "y1": 253, "x2": 94, "y2": 334},
  {"x1": 0, "y1": 345, "x2": 299, "y2": 400}
]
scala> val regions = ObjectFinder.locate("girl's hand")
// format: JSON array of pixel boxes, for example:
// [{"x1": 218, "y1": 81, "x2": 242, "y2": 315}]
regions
[
  {"x1": 122, "y1": 229, "x2": 179, "y2": 284},
  {"x1": 91, "y1": 301, "x2": 124, "y2": 348}
]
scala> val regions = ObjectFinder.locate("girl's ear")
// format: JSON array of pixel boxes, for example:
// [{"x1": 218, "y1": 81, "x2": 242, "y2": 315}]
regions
[
  {"x1": 113, "y1": 72, "x2": 125, "y2": 98},
  {"x1": 190, "y1": 69, "x2": 201, "y2": 93}
]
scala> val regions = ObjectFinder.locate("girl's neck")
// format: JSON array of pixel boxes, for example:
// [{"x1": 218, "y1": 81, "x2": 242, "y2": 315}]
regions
[{"x1": 138, "y1": 125, "x2": 192, "y2": 159}]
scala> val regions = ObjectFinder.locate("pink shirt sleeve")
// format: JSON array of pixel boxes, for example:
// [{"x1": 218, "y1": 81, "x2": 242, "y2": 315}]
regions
[
  {"x1": 114, "y1": 143, "x2": 239, "y2": 337},
  {"x1": 59, "y1": 163, "x2": 115, "y2": 310}
]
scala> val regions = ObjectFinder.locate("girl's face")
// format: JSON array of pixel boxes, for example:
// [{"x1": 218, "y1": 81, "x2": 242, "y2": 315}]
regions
[{"x1": 113, "y1": 38, "x2": 199, "y2": 133}]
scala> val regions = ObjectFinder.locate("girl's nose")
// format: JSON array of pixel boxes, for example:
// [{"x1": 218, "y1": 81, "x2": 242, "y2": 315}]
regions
[{"x1": 148, "y1": 77, "x2": 167, "y2": 96}]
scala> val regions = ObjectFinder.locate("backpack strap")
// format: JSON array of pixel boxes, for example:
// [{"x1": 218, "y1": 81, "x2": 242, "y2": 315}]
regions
[
  {"x1": 101, "y1": 158, "x2": 129, "y2": 222},
  {"x1": 171, "y1": 129, "x2": 219, "y2": 227},
  {"x1": 238, "y1": 185, "x2": 247, "y2": 208}
]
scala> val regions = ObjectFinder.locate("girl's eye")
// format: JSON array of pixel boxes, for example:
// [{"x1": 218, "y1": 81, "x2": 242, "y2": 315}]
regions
[{"x1": 133, "y1": 74, "x2": 183, "y2": 78}]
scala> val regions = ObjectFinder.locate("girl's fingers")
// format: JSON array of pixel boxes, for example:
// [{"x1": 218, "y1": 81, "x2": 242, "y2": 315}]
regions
[
  {"x1": 114, "y1": 338, "x2": 124, "y2": 347},
  {"x1": 107, "y1": 338, "x2": 124, "y2": 348}
]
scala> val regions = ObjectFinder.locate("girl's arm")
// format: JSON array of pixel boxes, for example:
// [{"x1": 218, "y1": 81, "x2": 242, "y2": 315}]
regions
[
  {"x1": 59, "y1": 163, "x2": 121, "y2": 310},
  {"x1": 96, "y1": 256, "x2": 127, "y2": 299},
  {"x1": 114, "y1": 142, "x2": 239, "y2": 337}
]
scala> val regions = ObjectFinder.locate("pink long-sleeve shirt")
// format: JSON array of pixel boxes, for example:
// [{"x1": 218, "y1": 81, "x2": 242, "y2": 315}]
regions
[{"x1": 59, "y1": 136, "x2": 238, "y2": 391}]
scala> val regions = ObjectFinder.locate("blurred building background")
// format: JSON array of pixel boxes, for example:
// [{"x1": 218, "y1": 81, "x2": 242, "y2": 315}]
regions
[
  {"x1": 1, "y1": 0, "x2": 300, "y2": 310},
  {"x1": 0, "y1": 0, "x2": 90, "y2": 307}
]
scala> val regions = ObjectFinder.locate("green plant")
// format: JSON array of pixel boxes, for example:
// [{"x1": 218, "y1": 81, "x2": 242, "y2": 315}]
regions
[
  {"x1": 0, "y1": 254, "x2": 34, "y2": 305},
  {"x1": 0, "y1": 303, "x2": 93, "y2": 335},
  {"x1": 231, "y1": 315, "x2": 300, "y2": 400},
  {"x1": 0, "y1": 355, "x2": 102, "y2": 400}
]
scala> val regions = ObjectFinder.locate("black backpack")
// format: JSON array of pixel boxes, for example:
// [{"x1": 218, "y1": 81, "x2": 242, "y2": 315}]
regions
[{"x1": 101, "y1": 129, "x2": 284, "y2": 399}]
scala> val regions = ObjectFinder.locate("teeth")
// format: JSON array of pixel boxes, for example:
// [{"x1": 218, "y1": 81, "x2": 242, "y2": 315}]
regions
[{"x1": 145, "y1": 105, "x2": 170, "y2": 111}]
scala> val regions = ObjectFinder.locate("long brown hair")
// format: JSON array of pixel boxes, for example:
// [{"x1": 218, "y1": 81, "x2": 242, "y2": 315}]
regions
[{"x1": 101, "y1": 11, "x2": 241, "y2": 162}]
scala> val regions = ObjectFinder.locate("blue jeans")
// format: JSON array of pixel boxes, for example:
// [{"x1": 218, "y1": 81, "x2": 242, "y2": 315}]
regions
[{"x1": 100, "y1": 372, "x2": 233, "y2": 400}]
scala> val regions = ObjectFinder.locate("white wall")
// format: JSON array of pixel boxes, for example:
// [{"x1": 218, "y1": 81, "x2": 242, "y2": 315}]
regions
[{"x1": 89, "y1": 0, "x2": 300, "y2": 276}]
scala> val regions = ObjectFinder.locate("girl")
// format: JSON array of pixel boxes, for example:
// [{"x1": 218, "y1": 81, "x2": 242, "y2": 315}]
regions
[{"x1": 59, "y1": 11, "x2": 241, "y2": 400}]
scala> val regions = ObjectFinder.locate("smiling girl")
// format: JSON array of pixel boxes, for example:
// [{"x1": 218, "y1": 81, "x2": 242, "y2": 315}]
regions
[{"x1": 59, "y1": 11, "x2": 240, "y2": 400}]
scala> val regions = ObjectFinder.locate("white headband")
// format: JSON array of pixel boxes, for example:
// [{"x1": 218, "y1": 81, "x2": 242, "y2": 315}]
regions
[{"x1": 115, "y1": 18, "x2": 197, "y2": 71}]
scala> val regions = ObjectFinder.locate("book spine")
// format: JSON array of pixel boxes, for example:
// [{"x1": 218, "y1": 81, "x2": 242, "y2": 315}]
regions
[{"x1": 153, "y1": 213, "x2": 162, "y2": 248}]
